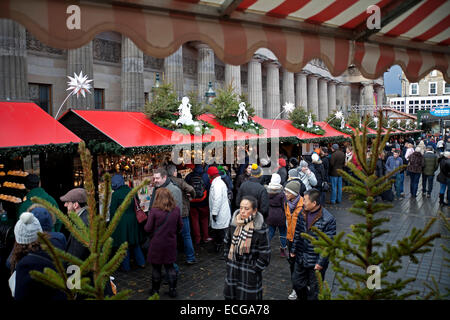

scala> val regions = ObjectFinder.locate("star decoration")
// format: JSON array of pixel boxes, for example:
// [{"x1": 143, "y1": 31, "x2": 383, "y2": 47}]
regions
[
  {"x1": 67, "y1": 71, "x2": 93, "y2": 98},
  {"x1": 283, "y1": 102, "x2": 295, "y2": 114},
  {"x1": 335, "y1": 111, "x2": 344, "y2": 119}
]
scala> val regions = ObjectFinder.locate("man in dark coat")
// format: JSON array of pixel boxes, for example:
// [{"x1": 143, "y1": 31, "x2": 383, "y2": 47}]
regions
[
  {"x1": 422, "y1": 145, "x2": 438, "y2": 198},
  {"x1": 60, "y1": 188, "x2": 90, "y2": 261},
  {"x1": 235, "y1": 164, "x2": 269, "y2": 219},
  {"x1": 291, "y1": 188, "x2": 336, "y2": 300},
  {"x1": 329, "y1": 144, "x2": 345, "y2": 204}
]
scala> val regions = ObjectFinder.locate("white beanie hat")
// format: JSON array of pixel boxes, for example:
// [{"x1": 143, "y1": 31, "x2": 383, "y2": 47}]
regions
[
  {"x1": 14, "y1": 212, "x2": 42, "y2": 244},
  {"x1": 270, "y1": 173, "x2": 281, "y2": 185}
]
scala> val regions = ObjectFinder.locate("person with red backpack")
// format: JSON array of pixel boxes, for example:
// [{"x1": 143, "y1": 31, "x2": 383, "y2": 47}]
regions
[{"x1": 185, "y1": 164, "x2": 212, "y2": 246}]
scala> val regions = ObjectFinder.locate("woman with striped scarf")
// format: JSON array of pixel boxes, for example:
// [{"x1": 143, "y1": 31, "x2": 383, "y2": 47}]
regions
[{"x1": 223, "y1": 196, "x2": 271, "y2": 300}]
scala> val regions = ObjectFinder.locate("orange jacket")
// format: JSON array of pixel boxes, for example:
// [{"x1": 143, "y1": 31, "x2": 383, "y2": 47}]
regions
[{"x1": 285, "y1": 197, "x2": 304, "y2": 242}]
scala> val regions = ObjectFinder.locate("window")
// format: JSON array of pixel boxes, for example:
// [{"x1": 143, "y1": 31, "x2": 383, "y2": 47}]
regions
[
  {"x1": 29, "y1": 83, "x2": 52, "y2": 114},
  {"x1": 94, "y1": 89, "x2": 104, "y2": 109},
  {"x1": 429, "y1": 82, "x2": 437, "y2": 95},
  {"x1": 438, "y1": 99, "x2": 442, "y2": 104},
  {"x1": 444, "y1": 82, "x2": 450, "y2": 94},
  {"x1": 144, "y1": 92, "x2": 149, "y2": 104},
  {"x1": 430, "y1": 70, "x2": 437, "y2": 77},
  {"x1": 409, "y1": 83, "x2": 418, "y2": 95}
]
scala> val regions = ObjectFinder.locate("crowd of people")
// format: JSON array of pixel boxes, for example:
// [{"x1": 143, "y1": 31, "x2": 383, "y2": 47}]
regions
[{"x1": 5, "y1": 132, "x2": 449, "y2": 301}]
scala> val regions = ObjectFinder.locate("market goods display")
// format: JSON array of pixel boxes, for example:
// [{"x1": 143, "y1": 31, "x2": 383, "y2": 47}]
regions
[
  {"x1": 0, "y1": 194, "x2": 22, "y2": 203},
  {"x1": 3, "y1": 181, "x2": 26, "y2": 189},
  {"x1": 7, "y1": 170, "x2": 29, "y2": 177}
]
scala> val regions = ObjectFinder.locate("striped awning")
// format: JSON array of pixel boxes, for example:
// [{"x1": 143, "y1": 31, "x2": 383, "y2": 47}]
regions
[{"x1": 1, "y1": 0, "x2": 448, "y2": 82}]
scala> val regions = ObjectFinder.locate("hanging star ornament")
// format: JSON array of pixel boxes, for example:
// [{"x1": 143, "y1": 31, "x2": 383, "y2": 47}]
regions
[
  {"x1": 67, "y1": 71, "x2": 93, "y2": 98},
  {"x1": 283, "y1": 102, "x2": 295, "y2": 114},
  {"x1": 335, "y1": 111, "x2": 344, "y2": 119}
]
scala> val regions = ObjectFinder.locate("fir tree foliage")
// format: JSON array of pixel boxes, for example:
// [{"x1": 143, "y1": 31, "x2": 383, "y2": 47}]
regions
[
  {"x1": 144, "y1": 84, "x2": 212, "y2": 135},
  {"x1": 302, "y1": 111, "x2": 440, "y2": 300},
  {"x1": 29, "y1": 141, "x2": 150, "y2": 300},
  {"x1": 207, "y1": 84, "x2": 263, "y2": 134},
  {"x1": 289, "y1": 107, "x2": 325, "y2": 135},
  {"x1": 325, "y1": 110, "x2": 354, "y2": 135}
]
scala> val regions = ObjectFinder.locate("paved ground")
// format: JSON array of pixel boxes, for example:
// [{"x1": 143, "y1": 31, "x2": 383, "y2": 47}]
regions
[{"x1": 113, "y1": 174, "x2": 450, "y2": 300}]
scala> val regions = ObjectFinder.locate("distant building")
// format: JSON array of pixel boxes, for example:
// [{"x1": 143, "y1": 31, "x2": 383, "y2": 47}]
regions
[{"x1": 390, "y1": 70, "x2": 450, "y2": 115}]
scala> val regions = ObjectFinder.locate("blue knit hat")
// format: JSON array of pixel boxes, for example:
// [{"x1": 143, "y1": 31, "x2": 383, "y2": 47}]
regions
[
  {"x1": 111, "y1": 174, "x2": 125, "y2": 190},
  {"x1": 31, "y1": 207, "x2": 53, "y2": 232}
]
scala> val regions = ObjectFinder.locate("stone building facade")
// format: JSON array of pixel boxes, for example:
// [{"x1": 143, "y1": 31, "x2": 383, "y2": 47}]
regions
[
  {"x1": 401, "y1": 70, "x2": 450, "y2": 97},
  {"x1": 0, "y1": 20, "x2": 385, "y2": 120}
]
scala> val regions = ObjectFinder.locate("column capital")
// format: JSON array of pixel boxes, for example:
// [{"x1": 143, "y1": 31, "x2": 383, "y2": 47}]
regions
[
  {"x1": 319, "y1": 76, "x2": 332, "y2": 83},
  {"x1": 361, "y1": 81, "x2": 374, "y2": 87},
  {"x1": 296, "y1": 70, "x2": 311, "y2": 76},
  {"x1": 264, "y1": 60, "x2": 281, "y2": 68},
  {"x1": 249, "y1": 54, "x2": 266, "y2": 64},
  {"x1": 192, "y1": 41, "x2": 211, "y2": 50},
  {"x1": 307, "y1": 73, "x2": 320, "y2": 80}
]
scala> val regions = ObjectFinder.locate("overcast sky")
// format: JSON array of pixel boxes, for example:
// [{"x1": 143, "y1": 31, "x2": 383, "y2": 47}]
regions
[{"x1": 383, "y1": 65, "x2": 402, "y2": 95}]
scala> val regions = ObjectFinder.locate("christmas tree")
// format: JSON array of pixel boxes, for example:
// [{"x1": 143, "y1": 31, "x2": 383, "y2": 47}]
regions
[
  {"x1": 29, "y1": 141, "x2": 150, "y2": 300},
  {"x1": 302, "y1": 110, "x2": 441, "y2": 299}
]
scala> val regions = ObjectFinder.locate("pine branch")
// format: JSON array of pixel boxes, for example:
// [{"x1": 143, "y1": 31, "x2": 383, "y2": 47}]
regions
[{"x1": 30, "y1": 197, "x2": 89, "y2": 247}]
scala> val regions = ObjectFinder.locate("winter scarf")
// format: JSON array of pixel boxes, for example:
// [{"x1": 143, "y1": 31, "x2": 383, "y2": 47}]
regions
[
  {"x1": 228, "y1": 213, "x2": 255, "y2": 260},
  {"x1": 288, "y1": 194, "x2": 301, "y2": 212}
]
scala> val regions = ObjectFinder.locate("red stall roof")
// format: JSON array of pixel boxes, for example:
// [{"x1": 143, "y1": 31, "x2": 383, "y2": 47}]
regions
[
  {"x1": 0, "y1": 102, "x2": 81, "y2": 149},
  {"x1": 60, "y1": 110, "x2": 302, "y2": 148}
]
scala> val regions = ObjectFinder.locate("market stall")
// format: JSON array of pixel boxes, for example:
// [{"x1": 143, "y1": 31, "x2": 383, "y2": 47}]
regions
[{"x1": 0, "y1": 102, "x2": 81, "y2": 223}]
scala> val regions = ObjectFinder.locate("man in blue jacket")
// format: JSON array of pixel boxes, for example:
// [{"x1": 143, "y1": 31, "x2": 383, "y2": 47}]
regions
[
  {"x1": 385, "y1": 149, "x2": 404, "y2": 200},
  {"x1": 291, "y1": 188, "x2": 336, "y2": 300}
]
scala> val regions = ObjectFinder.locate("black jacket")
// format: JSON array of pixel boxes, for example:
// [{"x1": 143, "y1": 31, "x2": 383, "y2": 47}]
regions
[
  {"x1": 235, "y1": 177, "x2": 269, "y2": 219},
  {"x1": 376, "y1": 159, "x2": 386, "y2": 178},
  {"x1": 292, "y1": 206, "x2": 336, "y2": 269},
  {"x1": 277, "y1": 167, "x2": 288, "y2": 185},
  {"x1": 14, "y1": 250, "x2": 66, "y2": 300},
  {"x1": 310, "y1": 162, "x2": 326, "y2": 190},
  {"x1": 321, "y1": 156, "x2": 330, "y2": 182},
  {"x1": 437, "y1": 157, "x2": 450, "y2": 184},
  {"x1": 66, "y1": 208, "x2": 90, "y2": 261}
]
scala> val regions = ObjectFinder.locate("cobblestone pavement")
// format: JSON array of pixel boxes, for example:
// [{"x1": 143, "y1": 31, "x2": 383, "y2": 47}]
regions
[{"x1": 113, "y1": 174, "x2": 450, "y2": 300}]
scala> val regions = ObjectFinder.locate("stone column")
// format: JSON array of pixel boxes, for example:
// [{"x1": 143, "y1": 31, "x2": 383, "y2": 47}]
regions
[
  {"x1": 361, "y1": 81, "x2": 374, "y2": 106},
  {"x1": 295, "y1": 72, "x2": 308, "y2": 109},
  {"x1": 225, "y1": 64, "x2": 241, "y2": 95},
  {"x1": 336, "y1": 83, "x2": 344, "y2": 110},
  {"x1": 341, "y1": 82, "x2": 351, "y2": 115},
  {"x1": 121, "y1": 36, "x2": 144, "y2": 110},
  {"x1": 282, "y1": 68, "x2": 295, "y2": 119},
  {"x1": 0, "y1": 19, "x2": 29, "y2": 101},
  {"x1": 266, "y1": 61, "x2": 280, "y2": 119},
  {"x1": 194, "y1": 42, "x2": 215, "y2": 100},
  {"x1": 307, "y1": 74, "x2": 319, "y2": 118},
  {"x1": 67, "y1": 42, "x2": 94, "y2": 109},
  {"x1": 328, "y1": 80, "x2": 337, "y2": 115},
  {"x1": 164, "y1": 46, "x2": 184, "y2": 98},
  {"x1": 376, "y1": 86, "x2": 385, "y2": 105},
  {"x1": 318, "y1": 78, "x2": 329, "y2": 121},
  {"x1": 247, "y1": 56, "x2": 263, "y2": 117}
]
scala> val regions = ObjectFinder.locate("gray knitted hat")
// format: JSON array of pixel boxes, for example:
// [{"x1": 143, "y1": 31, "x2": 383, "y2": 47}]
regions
[
  {"x1": 285, "y1": 180, "x2": 301, "y2": 197},
  {"x1": 288, "y1": 169, "x2": 299, "y2": 178},
  {"x1": 14, "y1": 212, "x2": 42, "y2": 244}
]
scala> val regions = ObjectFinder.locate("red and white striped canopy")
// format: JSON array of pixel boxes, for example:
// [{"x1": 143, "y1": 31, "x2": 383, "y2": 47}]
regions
[{"x1": 1, "y1": 0, "x2": 448, "y2": 82}]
